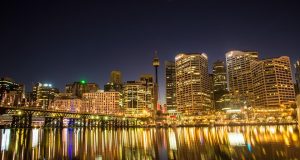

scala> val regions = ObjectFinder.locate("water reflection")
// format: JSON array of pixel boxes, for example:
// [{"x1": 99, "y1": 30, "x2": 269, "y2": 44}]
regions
[{"x1": 0, "y1": 125, "x2": 300, "y2": 159}]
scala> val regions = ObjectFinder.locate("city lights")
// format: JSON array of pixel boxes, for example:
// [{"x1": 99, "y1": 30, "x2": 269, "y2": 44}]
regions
[{"x1": 1, "y1": 1, "x2": 300, "y2": 159}]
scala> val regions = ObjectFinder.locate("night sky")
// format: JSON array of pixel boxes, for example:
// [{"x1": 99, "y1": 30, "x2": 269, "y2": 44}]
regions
[{"x1": 1, "y1": 0, "x2": 300, "y2": 103}]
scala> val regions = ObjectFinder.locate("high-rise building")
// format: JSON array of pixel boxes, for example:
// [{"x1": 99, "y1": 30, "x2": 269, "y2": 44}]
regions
[
  {"x1": 295, "y1": 59, "x2": 300, "y2": 95},
  {"x1": 82, "y1": 90, "x2": 121, "y2": 114},
  {"x1": 65, "y1": 81, "x2": 99, "y2": 98},
  {"x1": 212, "y1": 60, "x2": 228, "y2": 110},
  {"x1": 110, "y1": 70, "x2": 122, "y2": 84},
  {"x1": 251, "y1": 56, "x2": 295, "y2": 107},
  {"x1": 123, "y1": 80, "x2": 152, "y2": 116},
  {"x1": 104, "y1": 71, "x2": 123, "y2": 92},
  {"x1": 140, "y1": 74, "x2": 155, "y2": 110},
  {"x1": 32, "y1": 83, "x2": 59, "y2": 109},
  {"x1": 175, "y1": 53, "x2": 211, "y2": 115},
  {"x1": 165, "y1": 61, "x2": 176, "y2": 112},
  {"x1": 225, "y1": 50, "x2": 259, "y2": 107},
  {"x1": 0, "y1": 77, "x2": 25, "y2": 106}
]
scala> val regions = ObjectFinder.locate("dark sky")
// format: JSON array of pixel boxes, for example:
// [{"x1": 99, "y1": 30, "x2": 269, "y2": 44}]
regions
[{"x1": 1, "y1": 0, "x2": 300, "y2": 103}]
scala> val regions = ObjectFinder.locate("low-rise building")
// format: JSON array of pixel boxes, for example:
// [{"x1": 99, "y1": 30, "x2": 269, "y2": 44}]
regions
[
  {"x1": 51, "y1": 94, "x2": 83, "y2": 112},
  {"x1": 82, "y1": 90, "x2": 121, "y2": 114}
]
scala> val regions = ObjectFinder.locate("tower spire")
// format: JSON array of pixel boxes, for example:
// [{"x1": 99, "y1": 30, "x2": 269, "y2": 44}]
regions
[
  {"x1": 152, "y1": 51, "x2": 160, "y2": 118},
  {"x1": 152, "y1": 51, "x2": 160, "y2": 84}
]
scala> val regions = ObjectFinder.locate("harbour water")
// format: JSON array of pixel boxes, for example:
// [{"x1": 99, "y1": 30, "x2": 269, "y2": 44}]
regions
[{"x1": 0, "y1": 125, "x2": 300, "y2": 160}]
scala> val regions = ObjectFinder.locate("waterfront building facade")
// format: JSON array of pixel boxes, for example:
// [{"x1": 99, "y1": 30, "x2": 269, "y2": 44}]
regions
[
  {"x1": 52, "y1": 94, "x2": 83, "y2": 112},
  {"x1": 212, "y1": 60, "x2": 228, "y2": 110},
  {"x1": 165, "y1": 61, "x2": 176, "y2": 113},
  {"x1": 82, "y1": 90, "x2": 121, "y2": 114},
  {"x1": 123, "y1": 80, "x2": 151, "y2": 116},
  {"x1": 32, "y1": 83, "x2": 59, "y2": 109},
  {"x1": 175, "y1": 53, "x2": 211, "y2": 115},
  {"x1": 225, "y1": 50, "x2": 259, "y2": 107},
  {"x1": 251, "y1": 56, "x2": 295, "y2": 107}
]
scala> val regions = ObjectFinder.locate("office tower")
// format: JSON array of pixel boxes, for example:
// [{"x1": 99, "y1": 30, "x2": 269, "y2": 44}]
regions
[
  {"x1": 212, "y1": 60, "x2": 228, "y2": 110},
  {"x1": 152, "y1": 52, "x2": 160, "y2": 114},
  {"x1": 295, "y1": 59, "x2": 300, "y2": 95},
  {"x1": 82, "y1": 90, "x2": 121, "y2": 114},
  {"x1": 251, "y1": 56, "x2": 295, "y2": 107},
  {"x1": 32, "y1": 83, "x2": 59, "y2": 109},
  {"x1": 65, "y1": 81, "x2": 99, "y2": 98},
  {"x1": 175, "y1": 53, "x2": 211, "y2": 115},
  {"x1": 165, "y1": 61, "x2": 176, "y2": 112},
  {"x1": 104, "y1": 71, "x2": 123, "y2": 92},
  {"x1": 225, "y1": 50, "x2": 259, "y2": 107},
  {"x1": 110, "y1": 70, "x2": 122, "y2": 84},
  {"x1": 140, "y1": 74, "x2": 155, "y2": 110},
  {"x1": 123, "y1": 81, "x2": 151, "y2": 116}
]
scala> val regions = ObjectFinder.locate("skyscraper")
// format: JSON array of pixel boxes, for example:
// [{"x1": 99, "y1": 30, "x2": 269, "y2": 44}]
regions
[
  {"x1": 123, "y1": 81, "x2": 151, "y2": 116},
  {"x1": 32, "y1": 83, "x2": 59, "y2": 109},
  {"x1": 110, "y1": 71, "x2": 122, "y2": 84},
  {"x1": 104, "y1": 71, "x2": 123, "y2": 92},
  {"x1": 110, "y1": 70, "x2": 122, "y2": 84},
  {"x1": 251, "y1": 56, "x2": 295, "y2": 107},
  {"x1": 165, "y1": 61, "x2": 176, "y2": 112},
  {"x1": 225, "y1": 50, "x2": 259, "y2": 107},
  {"x1": 175, "y1": 53, "x2": 211, "y2": 115},
  {"x1": 212, "y1": 60, "x2": 228, "y2": 110},
  {"x1": 295, "y1": 59, "x2": 300, "y2": 95},
  {"x1": 140, "y1": 74, "x2": 155, "y2": 110}
]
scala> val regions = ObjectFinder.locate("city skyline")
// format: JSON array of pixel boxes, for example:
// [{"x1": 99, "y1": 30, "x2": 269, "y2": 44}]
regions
[
  {"x1": 1, "y1": 1, "x2": 300, "y2": 104},
  {"x1": 2, "y1": 1, "x2": 300, "y2": 159},
  {"x1": 1, "y1": 50, "x2": 299, "y2": 104}
]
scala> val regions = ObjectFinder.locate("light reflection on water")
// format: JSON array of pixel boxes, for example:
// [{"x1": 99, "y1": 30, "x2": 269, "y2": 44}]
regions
[{"x1": 0, "y1": 125, "x2": 300, "y2": 160}]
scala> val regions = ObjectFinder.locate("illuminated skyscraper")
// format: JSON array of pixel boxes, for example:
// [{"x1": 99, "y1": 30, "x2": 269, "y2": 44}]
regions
[
  {"x1": 212, "y1": 60, "x2": 228, "y2": 109},
  {"x1": 165, "y1": 61, "x2": 176, "y2": 112},
  {"x1": 175, "y1": 53, "x2": 211, "y2": 115},
  {"x1": 32, "y1": 83, "x2": 59, "y2": 109},
  {"x1": 225, "y1": 50, "x2": 258, "y2": 107},
  {"x1": 140, "y1": 74, "x2": 155, "y2": 110},
  {"x1": 295, "y1": 59, "x2": 300, "y2": 95},
  {"x1": 123, "y1": 81, "x2": 151, "y2": 116},
  {"x1": 251, "y1": 56, "x2": 295, "y2": 107}
]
